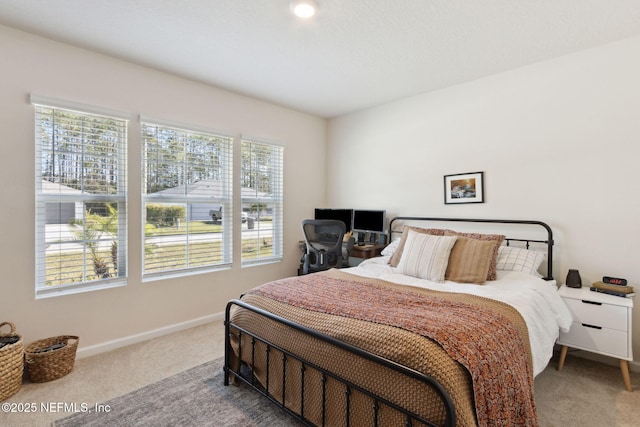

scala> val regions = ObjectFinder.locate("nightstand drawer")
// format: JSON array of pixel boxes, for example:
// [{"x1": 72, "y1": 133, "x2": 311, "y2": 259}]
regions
[
  {"x1": 559, "y1": 321, "x2": 629, "y2": 358},
  {"x1": 563, "y1": 297, "x2": 628, "y2": 331}
]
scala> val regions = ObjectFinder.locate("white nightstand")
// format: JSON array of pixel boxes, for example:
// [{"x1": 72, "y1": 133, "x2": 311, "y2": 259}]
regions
[{"x1": 557, "y1": 284, "x2": 634, "y2": 391}]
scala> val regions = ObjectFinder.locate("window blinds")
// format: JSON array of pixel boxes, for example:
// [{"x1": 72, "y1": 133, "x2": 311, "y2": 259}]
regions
[
  {"x1": 241, "y1": 139, "x2": 284, "y2": 266},
  {"x1": 34, "y1": 103, "x2": 128, "y2": 297},
  {"x1": 141, "y1": 121, "x2": 233, "y2": 277}
]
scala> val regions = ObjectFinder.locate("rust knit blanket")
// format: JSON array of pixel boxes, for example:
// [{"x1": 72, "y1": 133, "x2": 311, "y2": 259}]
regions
[{"x1": 247, "y1": 269, "x2": 537, "y2": 427}]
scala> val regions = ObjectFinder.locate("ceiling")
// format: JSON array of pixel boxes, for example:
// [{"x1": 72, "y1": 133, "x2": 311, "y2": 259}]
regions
[{"x1": 1, "y1": 1, "x2": 640, "y2": 118}]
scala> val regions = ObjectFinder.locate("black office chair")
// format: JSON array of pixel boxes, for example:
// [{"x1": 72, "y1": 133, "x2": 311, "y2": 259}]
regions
[{"x1": 301, "y1": 219, "x2": 346, "y2": 275}]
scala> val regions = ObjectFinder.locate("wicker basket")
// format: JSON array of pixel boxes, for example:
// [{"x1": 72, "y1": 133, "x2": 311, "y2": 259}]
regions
[
  {"x1": 0, "y1": 321, "x2": 24, "y2": 401},
  {"x1": 24, "y1": 335, "x2": 79, "y2": 383}
]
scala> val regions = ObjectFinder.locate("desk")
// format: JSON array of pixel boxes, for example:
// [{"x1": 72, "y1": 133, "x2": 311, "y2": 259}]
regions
[{"x1": 350, "y1": 244, "x2": 385, "y2": 260}]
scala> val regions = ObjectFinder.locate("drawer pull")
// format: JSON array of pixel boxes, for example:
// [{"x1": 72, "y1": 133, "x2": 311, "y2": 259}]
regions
[
  {"x1": 581, "y1": 300, "x2": 602, "y2": 306},
  {"x1": 581, "y1": 323, "x2": 602, "y2": 330}
]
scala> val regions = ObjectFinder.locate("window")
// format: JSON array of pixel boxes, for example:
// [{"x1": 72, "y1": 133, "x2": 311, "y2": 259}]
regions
[
  {"x1": 142, "y1": 121, "x2": 233, "y2": 278},
  {"x1": 34, "y1": 99, "x2": 128, "y2": 297},
  {"x1": 241, "y1": 139, "x2": 284, "y2": 265}
]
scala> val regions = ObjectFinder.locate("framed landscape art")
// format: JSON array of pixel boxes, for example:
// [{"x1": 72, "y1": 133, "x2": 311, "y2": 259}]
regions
[{"x1": 444, "y1": 171, "x2": 484, "y2": 204}]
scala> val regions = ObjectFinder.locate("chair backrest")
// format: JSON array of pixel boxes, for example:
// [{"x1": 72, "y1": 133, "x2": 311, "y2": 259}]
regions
[{"x1": 301, "y1": 219, "x2": 346, "y2": 273}]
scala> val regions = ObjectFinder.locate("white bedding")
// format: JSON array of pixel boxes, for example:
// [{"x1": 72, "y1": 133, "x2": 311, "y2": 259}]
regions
[{"x1": 343, "y1": 256, "x2": 573, "y2": 376}]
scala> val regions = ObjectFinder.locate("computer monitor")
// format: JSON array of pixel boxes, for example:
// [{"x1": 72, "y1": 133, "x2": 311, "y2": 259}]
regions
[
  {"x1": 352, "y1": 209, "x2": 386, "y2": 234},
  {"x1": 314, "y1": 208, "x2": 353, "y2": 233}
]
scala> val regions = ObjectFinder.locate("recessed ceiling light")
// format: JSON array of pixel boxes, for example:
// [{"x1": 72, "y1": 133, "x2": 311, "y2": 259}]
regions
[{"x1": 290, "y1": 0, "x2": 318, "y2": 19}]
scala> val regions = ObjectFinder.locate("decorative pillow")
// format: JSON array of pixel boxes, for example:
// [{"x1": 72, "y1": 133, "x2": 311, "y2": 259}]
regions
[
  {"x1": 496, "y1": 246, "x2": 546, "y2": 277},
  {"x1": 396, "y1": 230, "x2": 458, "y2": 282},
  {"x1": 445, "y1": 237, "x2": 498, "y2": 284},
  {"x1": 381, "y1": 238, "x2": 401, "y2": 256},
  {"x1": 388, "y1": 226, "x2": 450, "y2": 267},
  {"x1": 443, "y1": 230, "x2": 505, "y2": 281}
]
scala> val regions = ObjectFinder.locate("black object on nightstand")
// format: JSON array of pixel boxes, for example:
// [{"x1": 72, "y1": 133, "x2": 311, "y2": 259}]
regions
[{"x1": 565, "y1": 269, "x2": 582, "y2": 288}]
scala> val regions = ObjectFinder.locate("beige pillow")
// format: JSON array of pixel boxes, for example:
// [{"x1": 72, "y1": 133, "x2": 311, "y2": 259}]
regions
[
  {"x1": 443, "y1": 230, "x2": 505, "y2": 281},
  {"x1": 445, "y1": 237, "x2": 498, "y2": 284},
  {"x1": 396, "y1": 230, "x2": 458, "y2": 282},
  {"x1": 388, "y1": 225, "x2": 449, "y2": 267}
]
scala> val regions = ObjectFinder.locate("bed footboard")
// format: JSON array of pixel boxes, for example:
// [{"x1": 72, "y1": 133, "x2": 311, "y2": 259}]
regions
[{"x1": 224, "y1": 299, "x2": 456, "y2": 427}]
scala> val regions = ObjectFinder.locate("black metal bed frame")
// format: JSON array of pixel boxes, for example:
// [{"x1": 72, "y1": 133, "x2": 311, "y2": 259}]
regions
[
  {"x1": 389, "y1": 217, "x2": 554, "y2": 280},
  {"x1": 225, "y1": 299, "x2": 455, "y2": 427},
  {"x1": 224, "y1": 217, "x2": 555, "y2": 427}
]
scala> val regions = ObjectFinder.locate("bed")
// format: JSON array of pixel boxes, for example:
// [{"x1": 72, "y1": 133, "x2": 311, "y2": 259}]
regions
[{"x1": 224, "y1": 217, "x2": 573, "y2": 427}]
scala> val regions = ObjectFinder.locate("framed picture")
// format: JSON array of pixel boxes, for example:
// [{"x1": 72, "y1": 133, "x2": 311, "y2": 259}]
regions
[{"x1": 444, "y1": 171, "x2": 484, "y2": 204}]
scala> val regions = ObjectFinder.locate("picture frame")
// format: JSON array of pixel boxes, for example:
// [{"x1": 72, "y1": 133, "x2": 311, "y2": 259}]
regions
[{"x1": 444, "y1": 171, "x2": 484, "y2": 204}]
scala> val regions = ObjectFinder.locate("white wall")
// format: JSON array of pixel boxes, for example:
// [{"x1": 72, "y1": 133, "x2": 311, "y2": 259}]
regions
[
  {"x1": 0, "y1": 25, "x2": 326, "y2": 353},
  {"x1": 327, "y1": 36, "x2": 640, "y2": 363}
]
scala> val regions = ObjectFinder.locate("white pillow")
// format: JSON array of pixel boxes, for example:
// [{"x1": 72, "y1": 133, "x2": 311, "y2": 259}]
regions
[
  {"x1": 381, "y1": 238, "x2": 401, "y2": 256},
  {"x1": 396, "y1": 230, "x2": 458, "y2": 282},
  {"x1": 495, "y1": 246, "x2": 546, "y2": 277}
]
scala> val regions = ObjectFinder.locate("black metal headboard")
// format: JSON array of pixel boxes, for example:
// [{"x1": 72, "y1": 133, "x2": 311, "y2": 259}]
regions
[{"x1": 388, "y1": 217, "x2": 554, "y2": 280}]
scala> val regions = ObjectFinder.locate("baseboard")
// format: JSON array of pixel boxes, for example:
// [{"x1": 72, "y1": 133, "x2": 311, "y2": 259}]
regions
[{"x1": 76, "y1": 312, "x2": 224, "y2": 359}]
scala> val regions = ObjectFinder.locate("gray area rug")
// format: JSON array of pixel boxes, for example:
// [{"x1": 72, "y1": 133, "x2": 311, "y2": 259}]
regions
[{"x1": 53, "y1": 358, "x2": 302, "y2": 427}]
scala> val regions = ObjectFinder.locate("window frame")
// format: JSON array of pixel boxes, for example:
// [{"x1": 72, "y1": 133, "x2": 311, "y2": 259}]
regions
[
  {"x1": 33, "y1": 96, "x2": 129, "y2": 298},
  {"x1": 141, "y1": 118, "x2": 234, "y2": 280},
  {"x1": 240, "y1": 138, "x2": 284, "y2": 267}
]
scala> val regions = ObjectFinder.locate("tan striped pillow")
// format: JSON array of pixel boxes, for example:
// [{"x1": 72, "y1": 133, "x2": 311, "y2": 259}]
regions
[
  {"x1": 388, "y1": 225, "x2": 450, "y2": 267},
  {"x1": 445, "y1": 237, "x2": 498, "y2": 284},
  {"x1": 396, "y1": 230, "x2": 458, "y2": 282}
]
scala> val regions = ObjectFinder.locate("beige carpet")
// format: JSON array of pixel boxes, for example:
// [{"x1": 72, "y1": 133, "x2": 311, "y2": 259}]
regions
[
  {"x1": 535, "y1": 352, "x2": 640, "y2": 426},
  {"x1": 1, "y1": 322, "x2": 638, "y2": 427},
  {"x1": 1, "y1": 322, "x2": 223, "y2": 427}
]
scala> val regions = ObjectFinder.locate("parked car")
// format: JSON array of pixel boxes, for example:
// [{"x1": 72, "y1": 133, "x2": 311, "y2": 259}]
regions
[{"x1": 209, "y1": 208, "x2": 248, "y2": 223}]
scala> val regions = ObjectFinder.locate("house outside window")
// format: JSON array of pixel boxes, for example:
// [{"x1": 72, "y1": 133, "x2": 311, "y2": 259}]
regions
[
  {"x1": 142, "y1": 121, "x2": 233, "y2": 278},
  {"x1": 241, "y1": 139, "x2": 284, "y2": 266},
  {"x1": 34, "y1": 98, "x2": 128, "y2": 298}
]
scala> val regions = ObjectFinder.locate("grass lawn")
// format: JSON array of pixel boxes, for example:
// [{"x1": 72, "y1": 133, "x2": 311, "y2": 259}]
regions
[
  {"x1": 145, "y1": 221, "x2": 222, "y2": 235},
  {"x1": 45, "y1": 220, "x2": 274, "y2": 285}
]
